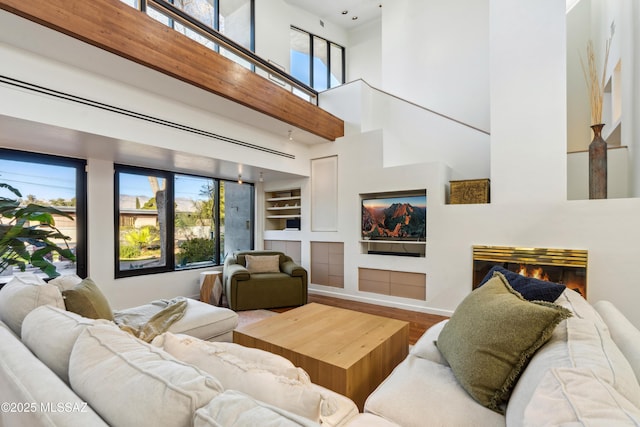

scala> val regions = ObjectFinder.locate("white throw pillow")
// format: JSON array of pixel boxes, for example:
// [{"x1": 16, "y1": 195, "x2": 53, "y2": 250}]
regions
[
  {"x1": 48, "y1": 273, "x2": 83, "y2": 292},
  {"x1": 245, "y1": 254, "x2": 280, "y2": 273},
  {"x1": 21, "y1": 305, "x2": 106, "y2": 384},
  {"x1": 156, "y1": 332, "x2": 326, "y2": 422},
  {"x1": 194, "y1": 390, "x2": 321, "y2": 427},
  {"x1": 69, "y1": 324, "x2": 223, "y2": 427},
  {"x1": 0, "y1": 274, "x2": 65, "y2": 337},
  {"x1": 523, "y1": 368, "x2": 640, "y2": 426}
]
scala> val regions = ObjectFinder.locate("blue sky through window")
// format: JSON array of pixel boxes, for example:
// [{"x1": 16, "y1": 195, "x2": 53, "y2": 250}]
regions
[{"x1": 0, "y1": 160, "x2": 75, "y2": 201}]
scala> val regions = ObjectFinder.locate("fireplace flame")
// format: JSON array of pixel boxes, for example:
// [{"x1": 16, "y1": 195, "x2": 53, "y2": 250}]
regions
[{"x1": 517, "y1": 264, "x2": 550, "y2": 281}]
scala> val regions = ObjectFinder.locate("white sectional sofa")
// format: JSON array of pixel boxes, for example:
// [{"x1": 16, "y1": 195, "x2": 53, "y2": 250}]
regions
[
  {"x1": 0, "y1": 273, "x2": 396, "y2": 427},
  {"x1": 364, "y1": 271, "x2": 640, "y2": 426}
]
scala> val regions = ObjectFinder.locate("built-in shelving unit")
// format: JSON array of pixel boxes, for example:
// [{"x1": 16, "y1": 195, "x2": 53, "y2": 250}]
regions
[{"x1": 265, "y1": 188, "x2": 301, "y2": 231}]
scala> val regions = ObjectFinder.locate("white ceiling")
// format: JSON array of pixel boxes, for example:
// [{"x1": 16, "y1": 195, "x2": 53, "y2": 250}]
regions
[{"x1": 284, "y1": 0, "x2": 383, "y2": 30}]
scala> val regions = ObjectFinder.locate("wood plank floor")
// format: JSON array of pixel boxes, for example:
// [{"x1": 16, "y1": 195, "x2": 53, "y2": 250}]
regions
[{"x1": 274, "y1": 294, "x2": 449, "y2": 346}]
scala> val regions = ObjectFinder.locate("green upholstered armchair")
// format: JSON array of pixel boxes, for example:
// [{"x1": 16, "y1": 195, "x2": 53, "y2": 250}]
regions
[{"x1": 223, "y1": 250, "x2": 308, "y2": 311}]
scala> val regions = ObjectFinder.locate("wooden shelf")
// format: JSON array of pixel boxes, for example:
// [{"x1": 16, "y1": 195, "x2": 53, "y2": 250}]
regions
[{"x1": 265, "y1": 188, "x2": 301, "y2": 231}]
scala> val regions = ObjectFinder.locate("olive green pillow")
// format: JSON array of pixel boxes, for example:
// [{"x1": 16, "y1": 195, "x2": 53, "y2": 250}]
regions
[
  {"x1": 62, "y1": 278, "x2": 114, "y2": 321},
  {"x1": 436, "y1": 272, "x2": 571, "y2": 413}
]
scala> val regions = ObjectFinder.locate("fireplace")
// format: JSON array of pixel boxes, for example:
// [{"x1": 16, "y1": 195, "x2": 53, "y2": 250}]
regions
[{"x1": 472, "y1": 245, "x2": 588, "y2": 297}]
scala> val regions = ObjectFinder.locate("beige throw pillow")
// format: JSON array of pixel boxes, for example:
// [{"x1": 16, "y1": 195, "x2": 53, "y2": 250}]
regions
[
  {"x1": 62, "y1": 278, "x2": 114, "y2": 321},
  {"x1": 245, "y1": 254, "x2": 280, "y2": 274},
  {"x1": 436, "y1": 272, "x2": 572, "y2": 413}
]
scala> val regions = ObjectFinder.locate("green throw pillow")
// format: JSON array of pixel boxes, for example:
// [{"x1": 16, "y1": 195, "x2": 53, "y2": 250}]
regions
[
  {"x1": 62, "y1": 278, "x2": 114, "y2": 321},
  {"x1": 436, "y1": 272, "x2": 571, "y2": 413}
]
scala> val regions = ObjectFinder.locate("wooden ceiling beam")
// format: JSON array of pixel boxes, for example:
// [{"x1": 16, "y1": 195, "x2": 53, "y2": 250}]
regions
[{"x1": 0, "y1": 0, "x2": 344, "y2": 141}]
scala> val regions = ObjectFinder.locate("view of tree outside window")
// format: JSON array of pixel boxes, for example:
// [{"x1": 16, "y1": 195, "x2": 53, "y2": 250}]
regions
[
  {"x1": 290, "y1": 26, "x2": 345, "y2": 92},
  {"x1": 174, "y1": 174, "x2": 217, "y2": 268},
  {"x1": 115, "y1": 165, "x2": 253, "y2": 277},
  {"x1": 0, "y1": 152, "x2": 86, "y2": 280},
  {"x1": 117, "y1": 171, "x2": 168, "y2": 272}
]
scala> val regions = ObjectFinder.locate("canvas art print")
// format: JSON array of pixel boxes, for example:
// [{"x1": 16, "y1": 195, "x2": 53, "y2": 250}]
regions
[{"x1": 361, "y1": 194, "x2": 426, "y2": 241}]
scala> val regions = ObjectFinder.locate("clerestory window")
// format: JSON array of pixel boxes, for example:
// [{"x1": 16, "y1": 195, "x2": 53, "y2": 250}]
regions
[{"x1": 290, "y1": 26, "x2": 345, "y2": 92}]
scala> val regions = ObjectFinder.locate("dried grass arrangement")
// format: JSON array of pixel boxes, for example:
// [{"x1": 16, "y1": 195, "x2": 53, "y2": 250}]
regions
[{"x1": 580, "y1": 38, "x2": 611, "y2": 125}]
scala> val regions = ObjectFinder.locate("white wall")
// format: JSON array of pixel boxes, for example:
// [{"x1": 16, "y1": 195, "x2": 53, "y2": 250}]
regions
[
  {"x1": 3, "y1": 2, "x2": 640, "y2": 329},
  {"x1": 291, "y1": 0, "x2": 640, "y2": 330},
  {"x1": 380, "y1": 0, "x2": 490, "y2": 133},
  {"x1": 347, "y1": 20, "x2": 382, "y2": 87}
]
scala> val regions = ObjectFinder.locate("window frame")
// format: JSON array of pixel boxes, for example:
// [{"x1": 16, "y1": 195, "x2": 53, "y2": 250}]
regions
[
  {"x1": 0, "y1": 148, "x2": 88, "y2": 279},
  {"x1": 291, "y1": 26, "x2": 346, "y2": 91},
  {"x1": 114, "y1": 164, "x2": 254, "y2": 278}
]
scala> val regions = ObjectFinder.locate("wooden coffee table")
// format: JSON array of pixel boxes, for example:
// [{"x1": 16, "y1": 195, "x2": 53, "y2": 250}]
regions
[{"x1": 233, "y1": 303, "x2": 409, "y2": 410}]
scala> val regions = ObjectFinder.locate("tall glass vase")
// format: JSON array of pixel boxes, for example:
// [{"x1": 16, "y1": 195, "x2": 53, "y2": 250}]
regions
[{"x1": 588, "y1": 123, "x2": 607, "y2": 199}]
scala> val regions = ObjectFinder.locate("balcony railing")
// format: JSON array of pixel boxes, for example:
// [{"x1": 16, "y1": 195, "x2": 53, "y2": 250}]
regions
[{"x1": 138, "y1": 0, "x2": 319, "y2": 105}]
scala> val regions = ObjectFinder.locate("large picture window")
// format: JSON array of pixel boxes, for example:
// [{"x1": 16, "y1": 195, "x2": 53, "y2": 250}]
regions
[
  {"x1": 290, "y1": 26, "x2": 345, "y2": 92},
  {"x1": 0, "y1": 149, "x2": 87, "y2": 281},
  {"x1": 115, "y1": 165, "x2": 253, "y2": 277}
]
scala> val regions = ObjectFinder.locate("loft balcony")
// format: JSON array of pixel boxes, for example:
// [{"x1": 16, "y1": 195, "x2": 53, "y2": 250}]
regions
[{"x1": 0, "y1": 0, "x2": 344, "y2": 143}]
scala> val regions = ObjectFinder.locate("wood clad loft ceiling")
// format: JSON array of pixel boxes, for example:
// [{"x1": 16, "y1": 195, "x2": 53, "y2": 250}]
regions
[{"x1": 0, "y1": 0, "x2": 344, "y2": 142}]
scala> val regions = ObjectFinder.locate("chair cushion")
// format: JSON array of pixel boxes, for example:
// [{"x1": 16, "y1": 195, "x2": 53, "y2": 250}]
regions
[
  {"x1": 436, "y1": 272, "x2": 571, "y2": 412},
  {"x1": 62, "y1": 277, "x2": 114, "y2": 321},
  {"x1": 69, "y1": 323, "x2": 222, "y2": 427},
  {"x1": 0, "y1": 274, "x2": 65, "y2": 337},
  {"x1": 245, "y1": 254, "x2": 281, "y2": 273}
]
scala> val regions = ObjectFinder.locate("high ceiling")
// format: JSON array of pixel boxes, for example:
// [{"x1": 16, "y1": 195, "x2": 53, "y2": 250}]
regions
[{"x1": 284, "y1": 0, "x2": 383, "y2": 30}]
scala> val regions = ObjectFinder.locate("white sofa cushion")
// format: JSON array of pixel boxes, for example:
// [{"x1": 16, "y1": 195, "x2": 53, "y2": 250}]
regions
[
  {"x1": 116, "y1": 298, "x2": 238, "y2": 341},
  {"x1": 156, "y1": 332, "x2": 354, "y2": 424},
  {"x1": 21, "y1": 305, "x2": 108, "y2": 384},
  {"x1": 410, "y1": 319, "x2": 448, "y2": 365},
  {"x1": 555, "y1": 288, "x2": 608, "y2": 331},
  {"x1": 594, "y1": 300, "x2": 640, "y2": 382},
  {"x1": 343, "y1": 413, "x2": 402, "y2": 427},
  {"x1": 153, "y1": 332, "x2": 308, "y2": 381},
  {"x1": 0, "y1": 274, "x2": 64, "y2": 337},
  {"x1": 523, "y1": 368, "x2": 640, "y2": 426},
  {"x1": 194, "y1": 390, "x2": 322, "y2": 427},
  {"x1": 364, "y1": 355, "x2": 505, "y2": 427},
  {"x1": 69, "y1": 323, "x2": 223, "y2": 427},
  {"x1": 506, "y1": 317, "x2": 640, "y2": 426},
  {"x1": 0, "y1": 321, "x2": 108, "y2": 427}
]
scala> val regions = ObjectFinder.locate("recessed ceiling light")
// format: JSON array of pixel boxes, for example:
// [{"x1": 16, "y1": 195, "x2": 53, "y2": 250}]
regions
[
  {"x1": 341, "y1": 10, "x2": 348, "y2": 15},
  {"x1": 352, "y1": 16, "x2": 358, "y2": 20}
]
